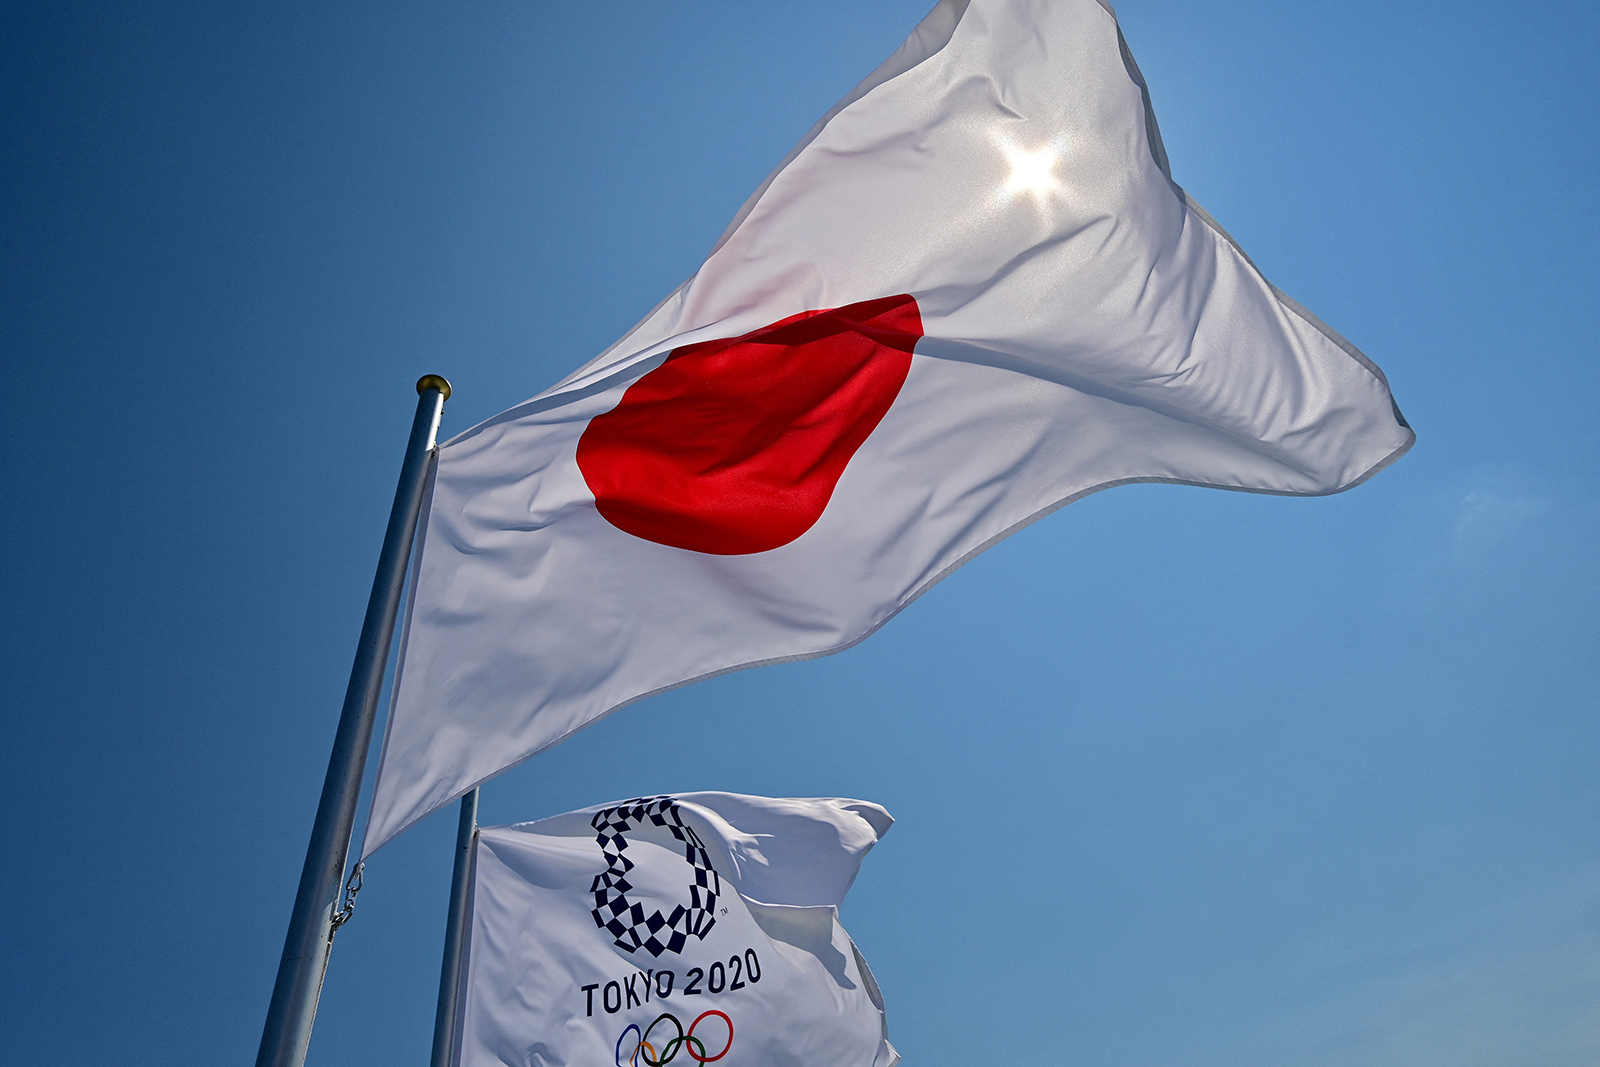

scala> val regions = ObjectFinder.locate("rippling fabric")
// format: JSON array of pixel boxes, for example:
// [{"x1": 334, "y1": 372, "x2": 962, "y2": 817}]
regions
[
  {"x1": 363, "y1": 0, "x2": 1412, "y2": 857},
  {"x1": 455, "y1": 794, "x2": 895, "y2": 1067}
]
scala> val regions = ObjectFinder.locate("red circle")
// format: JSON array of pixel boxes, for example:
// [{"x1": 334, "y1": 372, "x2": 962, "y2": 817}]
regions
[
  {"x1": 577, "y1": 295, "x2": 922, "y2": 554},
  {"x1": 686, "y1": 1010, "x2": 733, "y2": 1063}
]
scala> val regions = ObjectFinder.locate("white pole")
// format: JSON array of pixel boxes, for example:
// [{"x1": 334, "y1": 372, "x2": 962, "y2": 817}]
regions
[{"x1": 256, "y1": 375, "x2": 451, "y2": 1067}]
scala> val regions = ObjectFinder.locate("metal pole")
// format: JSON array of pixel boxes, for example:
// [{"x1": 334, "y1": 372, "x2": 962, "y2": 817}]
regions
[
  {"x1": 430, "y1": 788, "x2": 480, "y2": 1067},
  {"x1": 256, "y1": 375, "x2": 452, "y2": 1067}
]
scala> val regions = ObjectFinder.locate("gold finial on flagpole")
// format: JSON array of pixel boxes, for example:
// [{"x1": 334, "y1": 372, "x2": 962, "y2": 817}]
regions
[{"x1": 417, "y1": 374, "x2": 452, "y2": 400}]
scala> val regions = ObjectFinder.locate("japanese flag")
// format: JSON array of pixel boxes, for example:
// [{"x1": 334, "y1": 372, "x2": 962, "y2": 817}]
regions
[
  {"x1": 450, "y1": 794, "x2": 896, "y2": 1067},
  {"x1": 363, "y1": 0, "x2": 1412, "y2": 855}
]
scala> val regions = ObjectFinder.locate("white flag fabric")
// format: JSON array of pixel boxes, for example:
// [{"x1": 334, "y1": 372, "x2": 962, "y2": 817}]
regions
[
  {"x1": 451, "y1": 794, "x2": 896, "y2": 1067},
  {"x1": 363, "y1": 0, "x2": 1413, "y2": 856}
]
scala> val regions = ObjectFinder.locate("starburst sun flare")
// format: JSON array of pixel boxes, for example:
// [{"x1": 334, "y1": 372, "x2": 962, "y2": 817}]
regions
[{"x1": 999, "y1": 141, "x2": 1064, "y2": 201}]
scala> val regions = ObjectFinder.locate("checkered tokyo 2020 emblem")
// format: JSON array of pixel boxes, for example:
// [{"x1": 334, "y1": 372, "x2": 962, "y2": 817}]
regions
[{"x1": 590, "y1": 797, "x2": 722, "y2": 958}]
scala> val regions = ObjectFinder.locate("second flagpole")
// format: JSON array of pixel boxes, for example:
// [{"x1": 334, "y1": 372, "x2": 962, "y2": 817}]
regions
[{"x1": 430, "y1": 788, "x2": 480, "y2": 1067}]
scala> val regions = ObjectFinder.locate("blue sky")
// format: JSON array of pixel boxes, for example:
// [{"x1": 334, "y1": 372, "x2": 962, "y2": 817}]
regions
[{"x1": 2, "y1": 1, "x2": 1596, "y2": 1065}]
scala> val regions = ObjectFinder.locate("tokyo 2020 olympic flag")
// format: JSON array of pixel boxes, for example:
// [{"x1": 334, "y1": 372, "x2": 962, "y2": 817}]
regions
[{"x1": 450, "y1": 794, "x2": 896, "y2": 1067}]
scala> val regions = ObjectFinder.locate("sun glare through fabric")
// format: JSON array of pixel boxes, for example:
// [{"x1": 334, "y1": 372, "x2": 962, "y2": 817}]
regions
[{"x1": 998, "y1": 140, "x2": 1064, "y2": 202}]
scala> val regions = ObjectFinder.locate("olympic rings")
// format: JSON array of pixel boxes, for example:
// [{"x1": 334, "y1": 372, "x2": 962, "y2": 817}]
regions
[{"x1": 615, "y1": 1011, "x2": 733, "y2": 1067}]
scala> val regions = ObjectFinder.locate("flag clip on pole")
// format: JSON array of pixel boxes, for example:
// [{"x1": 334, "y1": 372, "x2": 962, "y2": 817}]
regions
[
  {"x1": 430, "y1": 788, "x2": 480, "y2": 1067},
  {"x1": 256, "y1": 375, "x2": 452, "y2": 1067}
]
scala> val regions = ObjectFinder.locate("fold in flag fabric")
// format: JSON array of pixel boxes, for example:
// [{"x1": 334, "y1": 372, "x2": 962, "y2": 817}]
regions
[
  {"x1": 450, "y1": 794, "x2": 897, "y2": 1067},
  {"x1": 363, "y1": 0, "x2": 1413, "y2": 856}
]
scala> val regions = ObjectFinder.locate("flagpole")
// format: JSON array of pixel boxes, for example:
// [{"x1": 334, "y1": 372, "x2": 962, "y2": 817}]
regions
[
  {"x1": 256, "y1": 374, "x2": 452, "y2": 1067},
  {"x1": 430, "y1": 788, "x2": 480, "y2": 1067}
]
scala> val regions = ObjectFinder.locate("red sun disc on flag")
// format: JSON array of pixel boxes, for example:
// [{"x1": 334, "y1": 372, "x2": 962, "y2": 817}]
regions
[{"x1": 577, "y1": 294, "x2": 922, "y2": 555}]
